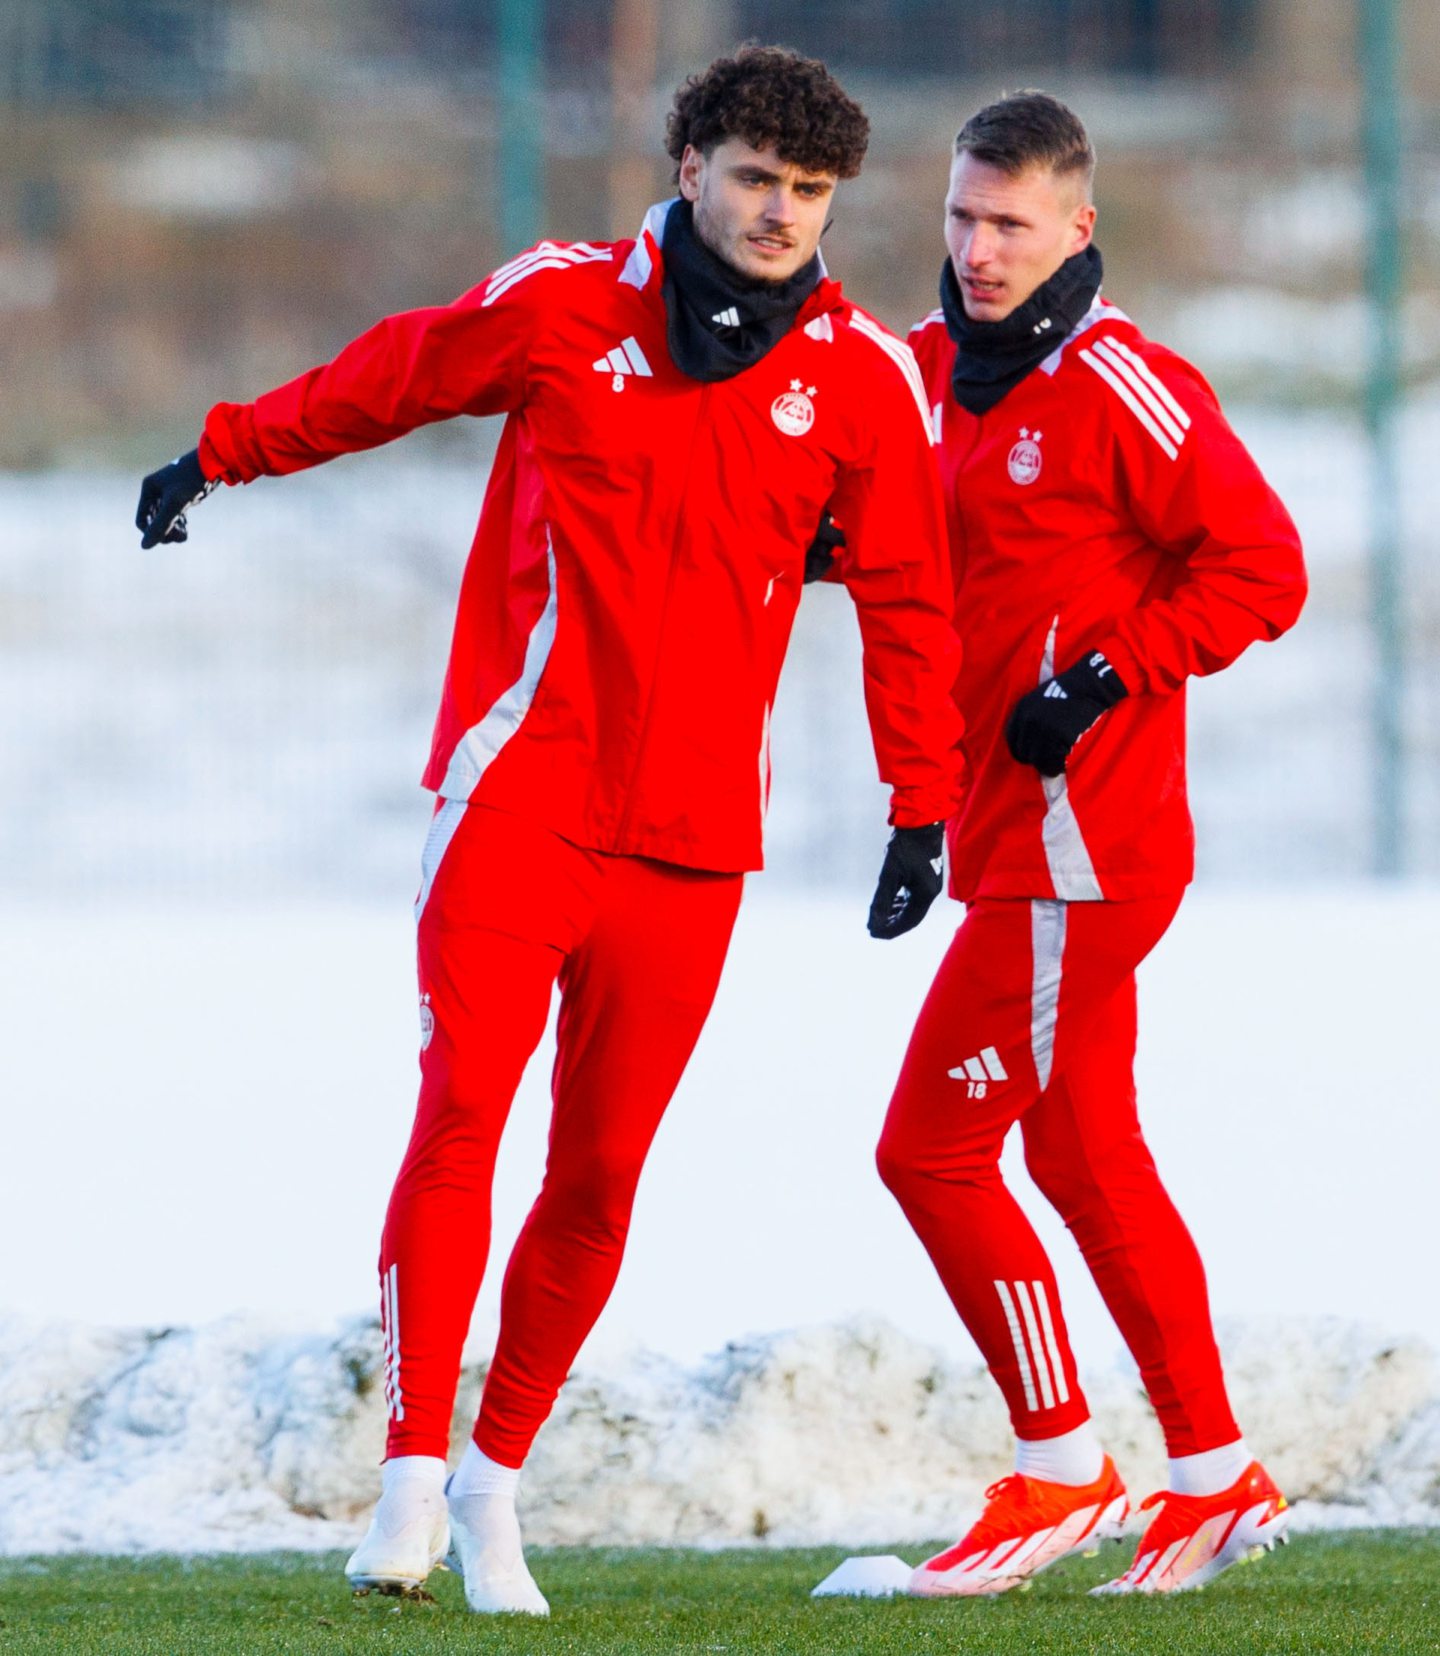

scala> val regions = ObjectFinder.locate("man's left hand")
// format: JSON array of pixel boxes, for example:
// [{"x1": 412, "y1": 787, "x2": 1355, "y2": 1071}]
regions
[
  {"x1": 867, "y1": 822, "x2": 946, "y2": 940},
  {"x1": 1005, "y1": 650, "x2": 1128, "y2": 777}
]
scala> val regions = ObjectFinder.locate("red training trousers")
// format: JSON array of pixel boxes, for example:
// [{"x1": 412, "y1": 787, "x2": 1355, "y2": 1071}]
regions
[
  {"x1": 877, "y1": 895, "x2": 1240, "y2": 1456},
  {"x1": 380, "y1": 803, "x2": 742, "y2": 1466}
]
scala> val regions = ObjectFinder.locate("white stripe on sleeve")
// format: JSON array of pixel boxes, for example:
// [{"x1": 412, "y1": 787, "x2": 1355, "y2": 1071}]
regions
[
  {"x1": 1079, "y1": 346, "x2": 1180, "y2": 460},
  {"x1": 1092, "y1": 338, "x2": 1186, "y2": 448},
  {"x1": 1105, "y1": 337, "x2": 1192, "y2": 430},
  {"x1": 849, "y1": 312, "x2": 935, "y2": 443}
]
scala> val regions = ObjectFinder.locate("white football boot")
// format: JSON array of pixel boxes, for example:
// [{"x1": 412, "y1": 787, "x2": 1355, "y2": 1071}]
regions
[
  {"x1": 446, "y1": 1485, "x2": 550, "y2": 1616},
  {"x1": 345, "y1": 1471, "x2": 450, "y2": 1595}
]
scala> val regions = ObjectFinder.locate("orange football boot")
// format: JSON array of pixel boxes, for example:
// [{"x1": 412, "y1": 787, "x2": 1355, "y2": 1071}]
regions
[
  {"x1": 910, "y1": 1457, "x2": 1129, "y2": 1597},
  {"x1": 1091, "y1": 1461, "x2": 1288, "y2": 1594}
]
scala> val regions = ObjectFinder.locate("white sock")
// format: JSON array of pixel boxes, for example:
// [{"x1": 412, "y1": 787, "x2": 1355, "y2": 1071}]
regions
[
  {"x1": 1168, "y1": 1438, "x2": 1251, "y2": 1497},
  {"x1": 448, "y1": 1442, "x2": 522, "y2": 1501},
  {"x1": 381, "y1": 1454, "x2": 446, "y2": 1496},
  {"x1": 1015, "y1": 1421, "x2": 1105, "y2": 1486}
]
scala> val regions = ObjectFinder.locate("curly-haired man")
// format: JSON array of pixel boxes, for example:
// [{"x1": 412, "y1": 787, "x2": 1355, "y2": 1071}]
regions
[{"x1": 135, "y1": 45, "x2": 962, "y2": 1613}]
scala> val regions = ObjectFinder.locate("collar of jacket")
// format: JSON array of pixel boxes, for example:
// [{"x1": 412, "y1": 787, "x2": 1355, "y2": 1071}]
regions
[{"x1": 621, "y1": 198, "x2": 845, "y2": 339}]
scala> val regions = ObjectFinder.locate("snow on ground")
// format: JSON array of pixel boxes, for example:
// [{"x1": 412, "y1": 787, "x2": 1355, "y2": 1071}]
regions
[
  {"x1": 1, "y1": 1309, "x2": 1435, "y2": 1555},
  {"x1": 1, "y1": 888, "x2": 1437, "y2": 1550}
]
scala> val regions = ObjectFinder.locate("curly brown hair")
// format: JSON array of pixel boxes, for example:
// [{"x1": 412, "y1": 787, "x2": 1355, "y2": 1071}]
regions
[{"x1": 665, "y1": 44, "x2": 869, "y2": 181}]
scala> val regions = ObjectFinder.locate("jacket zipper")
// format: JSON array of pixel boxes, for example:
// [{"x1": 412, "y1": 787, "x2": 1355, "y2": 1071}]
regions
[{"x1": 612, "y1": 381, "x2": 711, "y2": 847}]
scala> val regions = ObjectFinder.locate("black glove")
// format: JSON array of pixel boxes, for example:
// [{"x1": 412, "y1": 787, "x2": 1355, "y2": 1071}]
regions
[
  {"x1": 135, "y1": 447, "x2": 219, "y2": 548},
  {"x1": 867, "y1": 822, "x2": 945, "y2": 940},
  {"x1": 1005, "y1": 650, "x2": 1128, "y2": 777},
  {"x1": 803, "y1": 511, "x2": 845, "y2": 584}
]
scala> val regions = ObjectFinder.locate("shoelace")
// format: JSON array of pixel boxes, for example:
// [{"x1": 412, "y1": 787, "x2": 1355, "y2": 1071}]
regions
[{"x1": 976, "y1": 1474, "x2": 1049, "y2": 1530}]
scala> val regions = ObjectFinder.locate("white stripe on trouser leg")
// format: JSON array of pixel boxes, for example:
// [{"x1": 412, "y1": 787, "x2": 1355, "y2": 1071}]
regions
[
  {"x1": 391, "y1": 1264, "x2": 404, "y2": 1421},
  {"x1": 381, "y1": 1268, "x2": 391, "y2": 1412},
  {"x1": 1014, "y1": 1280, "x2": 1058, "y2": 1409},
  {"x1": 1031, "y1": 1280, "x2": 1071, "y2": 1405},
  {"x1": 995, "y1": 1280, "x2": 1039, "y2": 1411},
  {"x1": 384, "y1": 1263, "x2": 404, "y2": 1422},
  {"x1": 1030, "y1": 899, "x2": 1066, "y2": 1092}
]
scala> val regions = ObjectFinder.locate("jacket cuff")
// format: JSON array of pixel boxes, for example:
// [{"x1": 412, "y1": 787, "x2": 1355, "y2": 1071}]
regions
[
  {"x1": 196, "y1": 428, "x2": 238, "y2": 487},
  {"x1": 1090, "y1": 634, "x2": 1143, "y2": 696},
  {"x1": 888, "y1": 774, "x2": 965, "y2": 830}
]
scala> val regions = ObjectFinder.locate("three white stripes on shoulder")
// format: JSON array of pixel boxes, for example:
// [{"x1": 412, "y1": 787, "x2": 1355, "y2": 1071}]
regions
[{"x1": 1080, "y1": 335, "x2": 1192, "y2": 460}]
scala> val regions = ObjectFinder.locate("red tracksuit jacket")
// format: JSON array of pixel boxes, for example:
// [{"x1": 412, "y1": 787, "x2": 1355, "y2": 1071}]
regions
[
  {"x1": 908, "y1": 295, "x2": 1306, "y2": 902},
  {"x1": 199, "y1": 205, "x2": 964, "y2": 873}
]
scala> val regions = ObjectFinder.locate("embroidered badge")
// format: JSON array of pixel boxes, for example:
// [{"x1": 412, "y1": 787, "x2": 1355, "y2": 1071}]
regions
[
  {"x1": 1007, "y1": 427, "x2": 1043, "y2": 485},
  {"x1": 771, "y1": 379, "x2": 817, "y2": 437}
]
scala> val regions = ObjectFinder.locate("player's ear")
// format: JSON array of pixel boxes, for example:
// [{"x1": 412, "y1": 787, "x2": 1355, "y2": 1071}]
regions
[{"x1": 678, "y1": 144, "x2": 704, "y2": 202}]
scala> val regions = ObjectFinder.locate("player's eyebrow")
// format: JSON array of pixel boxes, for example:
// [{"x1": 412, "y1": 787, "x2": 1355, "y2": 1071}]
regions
[{"x1": 729, "y1": 162, "x2": 783, "y2": 183}]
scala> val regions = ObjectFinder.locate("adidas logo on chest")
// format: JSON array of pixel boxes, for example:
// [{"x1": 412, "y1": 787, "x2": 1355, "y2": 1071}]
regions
[{"x1": 594, "y1": 336, "x2": 653, "y2": 392}]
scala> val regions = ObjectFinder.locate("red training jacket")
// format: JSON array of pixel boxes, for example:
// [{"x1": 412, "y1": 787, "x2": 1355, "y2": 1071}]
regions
[
  {"x1": 200, "y1": 205, "x2": 964, "y2": 873},
  {"x1": 909, "y1": 295, "x2": 1306, "y2": 902}
]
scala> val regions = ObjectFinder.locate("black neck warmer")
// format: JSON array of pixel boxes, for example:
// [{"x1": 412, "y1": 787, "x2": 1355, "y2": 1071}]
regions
[
  {"x1": 941, "y1": 243, "x2": 1103, "y2": 415},
  {"x1": 661, "y1": 198, "x2": 822, "y2": 383}
]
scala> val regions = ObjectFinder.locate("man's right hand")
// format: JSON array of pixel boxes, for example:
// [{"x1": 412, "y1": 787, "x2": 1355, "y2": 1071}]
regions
[
  {"x1": 136, "y1": 448, "x2": 218, "y2": 547},
  {"x1": 867, "y1": 822, "x2": 946, "y2": 940},
  {"x1": 803, "y1": 511, "x2": 845, "y2": 584}
]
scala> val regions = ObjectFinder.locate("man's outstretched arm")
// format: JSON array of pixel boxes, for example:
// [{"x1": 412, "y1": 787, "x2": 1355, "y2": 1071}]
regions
[{"x1": 134, "y1": 250, "x2": 553, "y2": 545}]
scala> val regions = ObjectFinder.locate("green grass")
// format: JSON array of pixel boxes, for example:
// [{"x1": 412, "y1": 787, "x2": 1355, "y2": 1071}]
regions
[{"x1": 0, "y1": 1533, "x2": 1436, "y2": 1655}]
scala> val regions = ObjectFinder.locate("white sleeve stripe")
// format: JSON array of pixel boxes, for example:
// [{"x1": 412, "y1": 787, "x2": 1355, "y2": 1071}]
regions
[
  {"x1": 484, "y1": 258, "x2": 591, "y2": 307},
  {"x1": 1104, "y1": 336, "x2": 1191, "y2": 429},
  {"x1": 483, "y1": 246, "x2": 580, "y2": 304},
  {"x1": 482, "y1": 245, "x2": 611, "y2": 308},
  {"x1": 489, "y1": 239, "x2": 609, "y2": 286},
  {"x1": 1092, "y1": 339, "x2": 1187, "y2": 448},
  {"x1": 849, "y1": 313, "x2": 935, "y2": 444},
  {"x1": 487, "y1": 240, "x2": 577, "y2": 287},
  {"x1": 1080, "y1": 347, "x2": 1180, "y2": 460},
  {"x1": 854, "y1": 314, "x2": 929, "y2": 414},
  {"x1": 485, "y1": 245, "x2": 610, "y2": 298}
]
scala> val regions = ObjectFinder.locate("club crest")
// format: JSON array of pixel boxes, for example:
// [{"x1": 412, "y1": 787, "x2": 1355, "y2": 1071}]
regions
[
  {"x1": 772, "y1": 379, "x2": 817, "y2": 437},
  {"x1": 1007, "y1": 427, "x2": 1043, "y2": 485}
]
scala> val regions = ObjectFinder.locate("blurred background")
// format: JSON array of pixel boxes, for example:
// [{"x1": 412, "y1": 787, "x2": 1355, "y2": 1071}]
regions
[{"x1": 1, "y1": 0, "x2": 1436, "y2": 898}]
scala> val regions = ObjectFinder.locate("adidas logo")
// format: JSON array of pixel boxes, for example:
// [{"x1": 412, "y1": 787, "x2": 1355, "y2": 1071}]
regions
[
  {"x1": 948, "y1": 1046, "x2": 1008, "y2": 1097},
  {"x1": 1043, "y1": 681, "x2": 1068, "y2": 699},
  {"x1": 592, "y1": 336, "x2": 653, "y2": 385},
  {"x1": 712, "y1": 306, "x2": 741, "y2": 328}
]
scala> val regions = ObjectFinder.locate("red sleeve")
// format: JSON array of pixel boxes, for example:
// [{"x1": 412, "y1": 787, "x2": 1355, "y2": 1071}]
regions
[
  {"x1": 1086, "y1": 339, "x2": 1307, "y2": 694},
  {"x1": 829, "y1": 326, "x2": 965, "y2": 827},
  {"x1": 198, "y1": 251, "x2": 553, "y2": 484}
]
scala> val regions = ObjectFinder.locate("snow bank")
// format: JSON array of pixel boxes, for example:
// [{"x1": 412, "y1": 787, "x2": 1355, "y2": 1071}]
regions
[{"x1": 2, "y1": 1312, "x2": 1434, "y2": 1555}]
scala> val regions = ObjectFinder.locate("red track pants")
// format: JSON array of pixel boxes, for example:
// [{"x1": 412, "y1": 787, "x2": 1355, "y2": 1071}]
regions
[
  {"x1": 877, "y1": 895, "x2": 1240, "y2": 1456},
  {"x1": 380, "y1": 804, "x2": 742, "y2": 1466}
]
